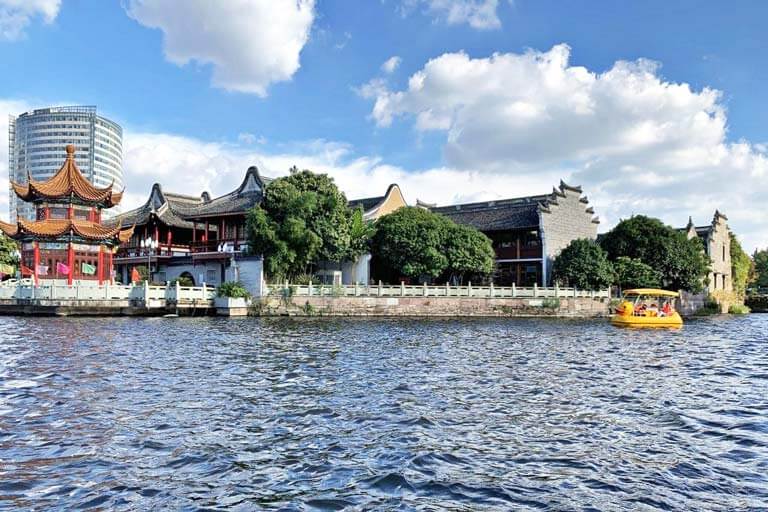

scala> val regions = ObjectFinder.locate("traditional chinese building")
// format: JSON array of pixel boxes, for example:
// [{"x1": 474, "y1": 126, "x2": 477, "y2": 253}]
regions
[
  {"x1": 425, "y1": 181, "x2": 600, "y2": 286},
  {"x1": 0, "y1": 145, "x2": 133, "y2": 285}
]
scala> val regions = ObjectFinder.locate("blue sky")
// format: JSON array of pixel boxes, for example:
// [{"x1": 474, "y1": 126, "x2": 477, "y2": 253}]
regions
[{"x1": 1, "y1": 0, "x2": 766, "y2": 250}]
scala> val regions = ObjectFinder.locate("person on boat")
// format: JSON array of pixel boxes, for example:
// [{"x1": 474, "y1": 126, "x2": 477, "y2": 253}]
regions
[
  {"x1": 647, "y1": 303, "x2": 659, "y2": 316},
  {"x1": 661, "y1": 301, "x2": 673, "y2": 317}
]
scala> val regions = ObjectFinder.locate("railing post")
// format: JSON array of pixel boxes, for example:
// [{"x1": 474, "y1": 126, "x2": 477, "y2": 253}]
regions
[
  {"x1": 512, "y1": 282, "x2": 516, "y2": 298},
  {"x1": 202, "y1": 282, "x2": 208, "y2": 300},
  {"x1": 308, "y1": 278, "x2": 313, "y2": 297},
  {"x1": 401, "y1": 281, "x2": 405, "y2": 297},
  {"x1": 555, "y1": 283, "x2": 559, "y2": 298},
  {"x1": 534, "y1": 283, "x2": 538, "y2": 298},
  {"x1": 468, "y1": 281, "x2": 472, "y2": 297},
  {"x1": 175, "y1": 280, "x2": 181, "y2": 301},
  {"x1": 355, "y1": 282, "x2": 359, "y2": 297},
  {"x1": 105, "y1": 282, "x2": 109, "y2": 300},
  {"x1": 445, "y1": 282, "x2": 449, "y2": 297},
  {"x1": 144, "y1": 280, "x2": 150, "y2": 306},
  {"x1": 378, "y1": 280, "x2": 383, "y2": 297},
  {"x1": 574, "y1": 286, "x2": 578, "y2": 298},
  {"x1": 490, "y1": 282, "x2": 494, "y2": 298}
]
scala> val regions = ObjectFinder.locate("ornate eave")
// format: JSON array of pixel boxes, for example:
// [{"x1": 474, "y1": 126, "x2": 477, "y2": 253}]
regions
[
  {"x1": 0, "y1": 218, "x2": 134, "y2": 245},
  {"x1": 11, "y1": 145, "x2": 122, "y2": 207}
]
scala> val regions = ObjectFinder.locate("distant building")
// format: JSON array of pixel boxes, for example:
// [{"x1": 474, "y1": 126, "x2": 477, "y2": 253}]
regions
[
  {"x1": 426, "y1": 181, "x2": 600, "y2": 286},
  {"x1": 682, "y1": 211, "x2": 732, "y2": 293},
  {"x1": 9, "y1": 106, "x2": 123, "y2": 221}
]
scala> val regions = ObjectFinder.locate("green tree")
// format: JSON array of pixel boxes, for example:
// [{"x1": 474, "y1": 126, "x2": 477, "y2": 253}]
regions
[
  {"x1": 552, "y1": 239, "x2": 614, "y2": 290},
  {"x1": 599, "y1": 215, "x2": 710, "y2": 292},
  {"x1": 246, "y1": 170, "x2": 351, "y2": 280},
  {"x1": 730, "y1": 233, "x2": 752, "y2": 298},
  {"x1": 0, "y1": 234, "x2": 19, "y2": 266},
  {"x1": 347, "y1": 207, "x2": 376, "y2": 260},
  {"x1": 754, "y1": 249, "x2": 768, "y2": 289},
  {"x1": 613, "y1": 256, "x2": 662, "y2": 290},
  {"x1": 371, "y1": 207, "x2": 449, "y2": 281},
  {"x1": 443, "y1": 223, "x2": 495, "y2": 284}
]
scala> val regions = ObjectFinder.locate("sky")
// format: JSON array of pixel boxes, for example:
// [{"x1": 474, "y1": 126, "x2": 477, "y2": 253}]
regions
[{"x1": 0, "y1": 0, "x2": 766, "y2": 251}]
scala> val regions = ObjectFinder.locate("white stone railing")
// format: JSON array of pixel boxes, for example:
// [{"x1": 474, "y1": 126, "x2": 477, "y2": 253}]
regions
[
  {"x1": 270, "y1": 282, "x2": 610, "y2": 299},
  {"x1": 0, "y1": 281, "x2": 217, "y2": 307}
]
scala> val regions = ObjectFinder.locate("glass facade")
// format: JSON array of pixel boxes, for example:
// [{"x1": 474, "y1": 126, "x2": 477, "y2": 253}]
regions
[{"x1": 8, "y1": 106, "x2": 123, "y2": 221}]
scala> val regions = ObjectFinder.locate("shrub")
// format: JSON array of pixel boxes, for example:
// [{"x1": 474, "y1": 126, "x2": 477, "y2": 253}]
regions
[
  {"x1": 217, "y1": 281, "x2": 251, "y2": 299},
  {"x1": 728, "y1": 304, "x2": 751, "y2": 315},
  {"x1": 695, "y1": 296, "x2": 721, "y2": 316},
  {"x1": 542, "y1": 298, "x2": 561, "y2": 310}
]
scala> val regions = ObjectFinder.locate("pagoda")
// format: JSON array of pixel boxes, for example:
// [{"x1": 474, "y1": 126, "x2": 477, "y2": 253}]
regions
[{"x1": 0, "y1": 145, "x2": 134, "y2": 285}]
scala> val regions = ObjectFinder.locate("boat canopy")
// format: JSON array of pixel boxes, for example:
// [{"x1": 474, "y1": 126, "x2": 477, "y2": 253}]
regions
[{"x1": 623, "y1": 288, "x2": 679, "y2": 298}]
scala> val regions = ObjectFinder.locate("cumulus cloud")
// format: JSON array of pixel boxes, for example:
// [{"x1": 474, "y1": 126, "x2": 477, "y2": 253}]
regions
[
  {"x1": 361, "y1": 44, "x2": 768, "y2": 250},
  {"x1": 381, "y1": 56, "x2": 402, "y2": 74},
  {"x1": 0, "y1": 0, "x2": 60, "y2": 40},
  {"x1": 125, "y1": 0, "x2": 316, "y2": 96},
  {"x1": 400, "y1": 0, "x2": 504, "y2": 30}
]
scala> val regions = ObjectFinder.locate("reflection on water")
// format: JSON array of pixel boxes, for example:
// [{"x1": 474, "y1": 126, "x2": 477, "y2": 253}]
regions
[{"x1": 0, "y1": 315, "x2": 766, "y2": 510}]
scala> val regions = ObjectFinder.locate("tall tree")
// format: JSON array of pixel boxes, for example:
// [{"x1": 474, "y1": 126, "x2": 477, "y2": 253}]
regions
[
  {"x1": 552, "y1": 239, "x2": 614, "y2": 290},
  {"x1": 729, "y1": 233, "x2": 752, "y2": 298},
  {"x1": 246, "y1": 170, "x2": 349, "y2": 280},
  {"x1": 754, "y1": 249, "x2": 768, "y2": 289},
  {"x1": 600, "y1": 215, "x2": 709, "y2": 292}
]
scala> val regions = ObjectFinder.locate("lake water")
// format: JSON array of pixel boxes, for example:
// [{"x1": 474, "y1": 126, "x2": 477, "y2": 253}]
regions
[{"x1": 0, "y1": 315, "x2": 766, "y2": 510}]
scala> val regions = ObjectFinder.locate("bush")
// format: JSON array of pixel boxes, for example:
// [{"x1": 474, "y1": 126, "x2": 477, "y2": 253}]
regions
[
  {"x1": 217, "y1": 281, "x2": 251, "y2": 299},
  {"x1": 745, "y1": 294, "x2": 768, "y2": 312},
  {"x1": 695, "y1": 296, "x2": 721, "y2": 316},
  {"x1": 728, "y1": 304, "x2": 751, "y2": 315}
]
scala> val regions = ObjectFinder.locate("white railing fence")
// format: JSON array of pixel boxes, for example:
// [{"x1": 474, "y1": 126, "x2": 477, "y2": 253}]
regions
[
  {"x1": 267, "y1": 281, "x2": 610, "y2": 299},
  {"x1": 0, "y1": 281, "x2": 217, "y2": 307}
]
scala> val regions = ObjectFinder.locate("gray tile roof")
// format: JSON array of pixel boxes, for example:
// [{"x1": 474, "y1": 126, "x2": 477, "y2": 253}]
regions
[{"x1": 430, "y1": 194, "x2": 550, "y2": 231}]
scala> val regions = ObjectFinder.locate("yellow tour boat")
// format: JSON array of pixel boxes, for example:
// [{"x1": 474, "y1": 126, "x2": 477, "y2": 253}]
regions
[{"x1": 611, "y1": 288, "x2": 683, "y2": 328}]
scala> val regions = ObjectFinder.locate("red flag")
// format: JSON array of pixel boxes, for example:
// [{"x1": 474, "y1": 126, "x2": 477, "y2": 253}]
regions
[
  {"x1": 131, "y1": 267, "x2": 141, "y2": 283},
  {"x1": 56, "y1": 262, "x2": 70, "y2": 275},
  {"x1": 21, "y1": 265, "x2": 33, "y2": 276}
]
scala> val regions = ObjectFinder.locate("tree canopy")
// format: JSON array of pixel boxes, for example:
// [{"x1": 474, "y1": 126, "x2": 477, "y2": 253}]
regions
[
  {"x1": 370, "y1": 206, "x2": 494, "y2": 283},
  {"x1": 729, "y1": 233, "x2": 752, "y2": 298},
  {"x1": 599, "y1": 215, "x2": 709, "y2": 292},
  {"x1": 552, "y1": 238, "x2": 614, "y2": 290},
  {"x1": 754, "y1": 248, "x2": 768, "y2": 289},
  {"x1": 246, "y1": 169, "x2": 364, "y2": 280},
  {"x1": 0, "y1": 235, "x2": 18, "y2": 267},
  {"x1": 613, "y1": 256, "x2": 662, "y2": 290}
]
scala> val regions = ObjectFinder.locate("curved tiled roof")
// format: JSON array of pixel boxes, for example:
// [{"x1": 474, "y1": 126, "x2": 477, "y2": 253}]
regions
[
  {"x1": 0, "y1": 217, "x2": 133, "y2": 242},
  {"x1": 177, "y1": 167, "x2": 270, "y2": 219},
  {"x1": 11, "y1": 145, "x2": 122, "y2": 207},
  {"x1": 431, "y1": 195, "x2": 548, "y2": 231}
]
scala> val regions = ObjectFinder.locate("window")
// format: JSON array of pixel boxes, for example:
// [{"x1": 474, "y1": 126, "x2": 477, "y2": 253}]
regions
[
  {"x1": 206, "y1": 269, "x2": 217, "y2": 283},
  {"x1": 723, "y1": 245, "x2": 726, "y2": 262}
]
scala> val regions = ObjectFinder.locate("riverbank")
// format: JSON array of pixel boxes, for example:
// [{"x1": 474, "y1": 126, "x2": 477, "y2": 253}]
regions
[{"x1": 255, "y1": 295, "x2": 609, "y2": 317}]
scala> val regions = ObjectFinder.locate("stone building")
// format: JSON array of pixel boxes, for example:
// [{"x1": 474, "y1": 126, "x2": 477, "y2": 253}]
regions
[
  {"x1": 682, "y1": 211, "x2": 732, "y2": 293},
  {"x1": 428, "y1": 181, "x2": 600, "y2": 286}
]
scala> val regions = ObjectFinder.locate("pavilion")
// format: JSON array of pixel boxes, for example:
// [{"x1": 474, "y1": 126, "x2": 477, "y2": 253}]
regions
[{"x1": 0, "y1": 145, "x2": 133, "y2": 285}]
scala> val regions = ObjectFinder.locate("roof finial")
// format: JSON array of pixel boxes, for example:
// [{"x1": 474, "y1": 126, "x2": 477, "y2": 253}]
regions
[{"x1": 65, "y1": 144, "x2": 75, "y2": 158}]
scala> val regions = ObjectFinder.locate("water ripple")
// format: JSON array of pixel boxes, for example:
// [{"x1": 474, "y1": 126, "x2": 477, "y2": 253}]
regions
[{"x1": 0, "y1": 315, "x2": 766, "y2": 509}]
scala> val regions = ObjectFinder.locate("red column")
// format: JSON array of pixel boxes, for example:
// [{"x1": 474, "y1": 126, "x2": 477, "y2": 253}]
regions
[
  {"x1": 234, "y1": 222, "x2": 238, "y2": 250},
  {"x1": 220, "y1": 219, "x2": 225, "y2": 241},
  {"x1": 97, "y1": 245, "x2": 104, "y2": 285},
  {"x1": 204, "y1": 221, "x2": 209, "y2": 243},
  {"x1": 67, "y1": 242, "x2": 74, "y2": 286},
  {"x1": 33, "y1": 242, "x2": 40, "y2": 287},
  {"x1": 166, "y1": 229, "x2": 172, "y2": 255},
  {"x1": 154, "y1": 226, "x2": 160, "y2": 254},
  {"x1": 192, "y1": 223, "x2": 197, "y2": 243}
]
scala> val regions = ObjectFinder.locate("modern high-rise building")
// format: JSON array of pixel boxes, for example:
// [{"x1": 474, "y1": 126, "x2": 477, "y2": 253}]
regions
[{"x1": 8, "y1": 106, "x2": 123, "y2": 221}]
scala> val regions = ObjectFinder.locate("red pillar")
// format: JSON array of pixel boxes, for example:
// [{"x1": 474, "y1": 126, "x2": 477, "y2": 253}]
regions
[
  {"x1": 154, "y1": 226, "x2": 160, "y2": 254},
  {"x1": 204, "y1": 221, "x2": 209, "y2": 243},
  {"x1": 220, "y1": 219, "x2": 225, "y2": 240},
  {"x1": 192, "y1": 223, "x2": 196, "y2": 243},
  {"x1": 234, "y1": 222, "x2": 238, "y2": 250},
  {"x1": 67, "y1": 242, "x2": 74, "y2": 286},
  {"x1": 97, "y1": 245, "x2": 104, "y2": 285},
  {"x1": 166, "y1": 229, "x2": 172, "y2": 255},
  {"x1": 33, "y1": 241, "x2": 40, "y2": 287}
]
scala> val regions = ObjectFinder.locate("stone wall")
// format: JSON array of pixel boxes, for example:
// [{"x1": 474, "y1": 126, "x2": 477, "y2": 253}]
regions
[
  {"x1": 706, "y1": 213, "x2": 732, "y2": 293},
  {"x1": 539, "y1": 184, "x2": 599, "y2": 284},
  {"x1": 257, "y1": 295, "x2": 609, "y2": 317}
]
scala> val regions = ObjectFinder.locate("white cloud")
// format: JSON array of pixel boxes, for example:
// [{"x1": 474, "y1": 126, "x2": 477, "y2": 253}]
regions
[
  {"x1": 361, "y1": 44, "x2": 768, "y2": 251},
  {"x1": 0, "y1": 0, "x2": 60, "y2": 40},
  {"x1": 400, "y1": 0, "x2": 504, "y2": 30},
  {"x1": 125, "y1": 0, "x2": 316, "y2": 96},
  {"x1": 381, "y1": 56, "x2": 402, "y2": 74}
]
